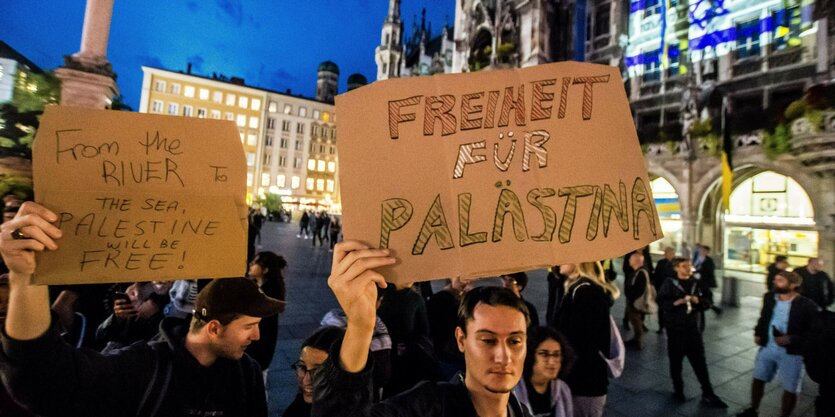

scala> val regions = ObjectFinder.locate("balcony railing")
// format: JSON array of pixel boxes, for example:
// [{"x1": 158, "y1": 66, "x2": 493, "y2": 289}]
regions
[{"x1": 768, "y1": 45, "x2": 803, "y2": 69}]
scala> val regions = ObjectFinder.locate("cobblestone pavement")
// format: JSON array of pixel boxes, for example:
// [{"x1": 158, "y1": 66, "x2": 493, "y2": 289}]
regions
[{"x1": 257, "y1": 221, "x2": 820, "y2": 417}]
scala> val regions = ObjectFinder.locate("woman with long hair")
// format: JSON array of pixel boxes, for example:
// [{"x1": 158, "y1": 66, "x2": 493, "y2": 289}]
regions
[
  {"x1": 246, "y1": 251, "x2": 287, "y2": 372},
  {"x1": 513, "y1": 326, "x2": 575, "y2": 417},
  {"x1": 555, "y1": 262, "x2": 619, "y2": 417}
]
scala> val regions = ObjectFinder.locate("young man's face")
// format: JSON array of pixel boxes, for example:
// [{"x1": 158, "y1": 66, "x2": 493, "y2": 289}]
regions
[
  {"x1": 456, "y1": 303, "x2": 527, "y2": 396},
  {"x1": 675, "y1": 261, "x2": 693, "y2": 279},
  {"x1": 773, "y1": 275, "x2": 799, "y2": 294},
  {"x1": 214, "y1": 315, "x2": 262, "y2": 360}
]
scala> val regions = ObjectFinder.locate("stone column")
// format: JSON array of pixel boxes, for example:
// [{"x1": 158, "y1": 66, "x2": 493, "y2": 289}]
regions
[{"x1": 56, "y1": 0, "x2": 118, "y2": 109}]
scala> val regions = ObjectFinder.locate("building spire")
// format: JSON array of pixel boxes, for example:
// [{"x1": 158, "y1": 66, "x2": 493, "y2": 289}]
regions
[{"x1": 387, "y1": 0, "x2": 400, "y2": 22}]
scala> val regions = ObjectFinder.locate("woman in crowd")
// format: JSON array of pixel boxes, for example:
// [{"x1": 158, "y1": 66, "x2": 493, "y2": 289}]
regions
[
  {"x1": 246, "y1": 251, "x2": 287, "y2": 372},
  {"x1": 283, "y1": 326, "x2": 345, "y2": 417},
  {"x1": 555, "y1": 262, "x2": 620, "y2": 417},
  {"x1": 513, "y1": 326, "x2": 575, "y2": 417}
]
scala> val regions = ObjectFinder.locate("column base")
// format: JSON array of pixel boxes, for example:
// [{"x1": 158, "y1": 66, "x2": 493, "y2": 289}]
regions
[{"x1": 55, "y1": 67, "x2": 119, "y2": 109}]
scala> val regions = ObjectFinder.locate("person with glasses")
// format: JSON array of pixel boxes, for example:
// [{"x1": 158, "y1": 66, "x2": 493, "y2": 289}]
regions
[
  {"x1": 513, "y1": 326, "x2": 575, "y2": 417},
  {"x1": 284, "y1": 326, "x2": 345, "y2": 417}
]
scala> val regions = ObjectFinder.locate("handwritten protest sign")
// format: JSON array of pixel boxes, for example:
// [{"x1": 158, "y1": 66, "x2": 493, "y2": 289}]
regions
[
  {"x1": 336, "y1": 62, "x2": 662, "y2": 283},
  {"x1": 32, "y1": 106, "x2": 247, "y2": 285}
]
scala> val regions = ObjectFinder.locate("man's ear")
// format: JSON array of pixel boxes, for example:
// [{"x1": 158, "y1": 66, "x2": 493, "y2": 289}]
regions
[
  {"x1": 206, "y1": 320, "x2": 223, "y2": 338},
  {"x1": 455, "y1": 326, "x2": 466, "y2": 353}
]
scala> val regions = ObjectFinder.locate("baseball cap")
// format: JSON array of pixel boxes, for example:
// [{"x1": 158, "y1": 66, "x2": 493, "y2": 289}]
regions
[{"x1": 194, "y1": 278, "x2": 284, "y2": 321}]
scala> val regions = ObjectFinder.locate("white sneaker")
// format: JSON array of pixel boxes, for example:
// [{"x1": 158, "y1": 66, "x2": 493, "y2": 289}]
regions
[
  {"x1": 304, "y1": 236, "x2": 308, "y2": 239},
  {"x1": 296, "y1": 234, "x2": 301, "y2": 238}
]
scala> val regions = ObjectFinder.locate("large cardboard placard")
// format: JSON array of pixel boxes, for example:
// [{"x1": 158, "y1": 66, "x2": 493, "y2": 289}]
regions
[
  {"x1": 336, "y1": 62, "x2": 662, "y2": 283},
  {"x1": 32, "y1": 106, "x2": 247, "y2": 285}
]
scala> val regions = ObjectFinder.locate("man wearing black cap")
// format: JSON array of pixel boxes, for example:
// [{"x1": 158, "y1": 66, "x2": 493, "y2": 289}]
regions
[{"x1": 0, "y1": 202, "x2": 282, "y2": 417}]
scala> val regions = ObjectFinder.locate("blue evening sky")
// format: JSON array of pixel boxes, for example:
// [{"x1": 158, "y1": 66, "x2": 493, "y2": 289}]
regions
[{"x1": 0, "y1": 0, "x2": 454, "y2": 109}]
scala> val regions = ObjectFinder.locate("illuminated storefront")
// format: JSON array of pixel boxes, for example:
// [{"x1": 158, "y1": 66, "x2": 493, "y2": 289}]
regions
[
  {"x1": 650, "y1": 177, "x2": 683, "y2": 254},
  {"x1": 723, "y1": 171, "x2": 817, "y2": 273}
]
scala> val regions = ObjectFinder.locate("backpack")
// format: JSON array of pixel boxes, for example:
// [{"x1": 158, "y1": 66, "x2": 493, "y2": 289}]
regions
[{"x1": 632, "y1": 269, "x2": 658, "y2": 314}]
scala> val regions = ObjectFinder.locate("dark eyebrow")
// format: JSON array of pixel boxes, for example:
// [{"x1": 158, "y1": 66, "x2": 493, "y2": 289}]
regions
[{"x1": 473, "y1": 330, "x2": 526, "y2": 336}]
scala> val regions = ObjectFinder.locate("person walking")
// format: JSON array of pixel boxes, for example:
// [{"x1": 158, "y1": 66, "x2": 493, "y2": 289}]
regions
[
  {"x1": 737, "y1": 271, "x2": 820, "y2": 417},
  {"x1": 624, "y1": 250, "x2": 652, "y2": 349},
  {"x1": 796, "y1": 257, "x2": 833, "y2": 310},
  {"x1": 658, "y1": 257, "x2": 728, "y2": 407},
  {"x1": 298, "y1": 211, "x2": 310, "y2": 239}
]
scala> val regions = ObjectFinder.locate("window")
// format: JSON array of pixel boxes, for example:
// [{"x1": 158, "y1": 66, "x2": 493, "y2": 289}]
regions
[
  {"x1": 736, "y1": 19, "x2": 761, "y2": 59},
  {"x1": 183, "y1": 105, "x2": 193, "y2": 117},
  {"x1": 247, "y1": 133, "x2": 257, "y2": 146},
  {"x1": 298, "y1": 107, "x2": 307, "y2": 117},
  {"x1": 291, "y1": 176, "x2": 300, "y2": 189},
  {"x1": 225, "y1": 112, "x2": 234, "y2": 121},
  {"x1": 170, "y1": 83, "x2": 181, "y2": 95},
  {"x1": 240, "y1": 133, "x2": 245, "y2": 143},
  {"x1": 237, "y1": 115, "x2": 247, "y2": 127},
  {"x1": 284, "y1": 104, "x2": 293, "y2": 114},
  {"x1": 310, "y1": 142, "x2": 316, "y2": 152},
  {"x1": 151, "y1": 100, "x2": 163, "y2": 113},
  {"x1": 154, "y1": 80, "x2": 166, "y2": 92},
  {"x1": 267, "y1": 118, "x2": 276, "y2": 129},
  {"x1": 184, "y1": 86, "x2": 195, "y2": 98},
  {"x1": 251, "y1": 99, "x2": 261, "y2": 111},
  {"x1": 295, "y1": 140, "x2": 302, "y2": 151},
  {"x1": 277, "y1": 175, "x2": 286, "y2": 188},
  {"x1": 296, "y1": 123, "x2": 305, "y2": 134},
  {"x1": 383, "y1": 62, "x2": 388, "y2": 75},
  {"x1": 594, "y1": 7, "x2": 610, "y2": 38},
  {"x1": 226, "y1": 94, "x2": 236, "y2": 106},
  {"x1": 238, "y1": 96, "x2": 248, "y2": 109},
  {"x1": 212, "y1": 91, "x2": 223, "y2": 103},
  {"x1": 282, "y1": 120, "x2": 291, "y2": 132},
  {"x1": 269, "y1": 101, "x2": 278, "y2": 113},
  {"x1": 293, "y1": 157, "x2": 302, "y2": 169},
  {"x1": 642, "y1": 51, "x2": 661, "y2": 82},
  {"x1": 328, "y1": 161, "x2": 336, "y2": 172},
  {"x1": 317, "y1": 160, "x2": 325, "y2": 172},
  {"x1": 246, "y1": 153, "x2": 255, "y2": 166},
  {"x1": 330, "y1": 146, "x2": 336, "y2": 155},
  {"x1": 264, "y1": 153, "x2": 272, "y2": 165},
  {"x1": 210, "y1": 109, "x2": 221, "y2": 119},
  {"x1": 308, "y1": 159, "x2": 316, "y2": 170},
  {"x1": 643, "y1": 0, "x2": 660, "y2": 17},
  {"x1": 667, "y1": 46, "x2": 681, "y2": 77},
  {"x1": 280, "y1": 138, "x2": 288, "y2": 148},
  {"x1": 197, "y1": 108, "x2": 207, "y2": 118},
  {"x1": 278, "y1": 155, "x2": 287, "y2": 167},
  {"x1": 306, "y1": 178, "x2": 315, "y2": 190},
  {"x1": 322, "y1": 112, "x2": 330, "y2": 123},
  {"x1": 322, "y1": 127, "x2": 329, "y2": 138},
  {"x1": 313, "y1": 110, "x2": 321, "y2": 119},
  {"x1": 249, "y1": 116, "x2": 259, "y2": 129},
  {"x1": 261, "y1": 173, "x2": 271, "y2": 186},
  {"x1": 167, "y1": 103, "x2": 179, "y2": 115},
  {"x1": 247, "y1": 173, "x2": 253, "y2": 187},
  {"x1": 319, "y1": 144, "x2": 326, "y2": 153},
  {"x1": 266, "y1": 135, "x2": 274, "y2": 146},
  {"x1": 772, "y1": 7, "x2": 803, "y2": 51},
  {"x1": 327, "y1": 179, "x2": 334, "y2": 192},
  {"x1": 316, "y1": 179, "x2": 325, "y2": 191},
  {"x1": 199, "y1": 88, "x2": 209, "y2": 100}
]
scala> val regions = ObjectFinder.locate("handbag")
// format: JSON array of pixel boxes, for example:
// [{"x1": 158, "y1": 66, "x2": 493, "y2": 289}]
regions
[
  {"x1": 632, "y1": 269, "x2": 658, "y2": 314},
  {"x1": 599, "y1": 315, "x2": 625, "y2": 378}
]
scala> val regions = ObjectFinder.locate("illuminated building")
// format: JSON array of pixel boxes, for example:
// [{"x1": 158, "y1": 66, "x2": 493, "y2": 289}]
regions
[{"x1": 139, "y1": 64, "x2": 343, "y2": 214}]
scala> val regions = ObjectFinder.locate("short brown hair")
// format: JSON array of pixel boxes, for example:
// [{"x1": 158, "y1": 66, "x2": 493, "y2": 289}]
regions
[
  {"x1": 776, "y1": 270, "x2": 803, "y2": 286},
  {"x1": 457, "y1": 286, "x2": 529, "y2": 334}
]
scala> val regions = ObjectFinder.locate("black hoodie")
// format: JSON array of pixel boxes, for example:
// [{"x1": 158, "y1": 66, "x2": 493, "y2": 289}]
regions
[{"x1": 0, "y1": 317, "x2": 266, "y2": 417}]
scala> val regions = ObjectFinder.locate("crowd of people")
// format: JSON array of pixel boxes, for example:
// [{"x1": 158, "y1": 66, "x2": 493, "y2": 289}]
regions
[
  {"x1": 0, "y1": 202, "x2": 833, "y2": 417},
  {"x1": 296, "y1": 210, "x2": 341, "y2": 251}
]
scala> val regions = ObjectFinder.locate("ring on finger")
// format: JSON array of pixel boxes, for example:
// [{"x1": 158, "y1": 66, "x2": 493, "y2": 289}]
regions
[{"x1": 10, "y1": 228, "x2": 27, "y2": 240}]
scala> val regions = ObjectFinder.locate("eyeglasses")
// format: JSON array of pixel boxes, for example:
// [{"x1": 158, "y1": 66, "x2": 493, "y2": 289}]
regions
[
  {"x1": 536, "y1": 350, "x2": 562, "y2": 360},
  {"x1": 291, "y1": 360, "x2": 319, "y2": 379}
]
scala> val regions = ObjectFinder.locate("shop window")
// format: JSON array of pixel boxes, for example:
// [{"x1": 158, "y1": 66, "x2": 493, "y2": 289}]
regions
[{"x1": 735, "y1": 19, "x2": 761, "y2": 59}]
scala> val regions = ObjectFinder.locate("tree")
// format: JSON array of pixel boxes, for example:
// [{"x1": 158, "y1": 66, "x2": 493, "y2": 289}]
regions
[
  {"x1": 0, "y1": 69, "x2": 61, "y2": 159},
  {"x1": 255, "y1": 193, "x2": 284, "y2": 216}
]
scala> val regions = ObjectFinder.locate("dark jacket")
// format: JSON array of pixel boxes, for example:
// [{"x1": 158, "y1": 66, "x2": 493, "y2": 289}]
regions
[
  {"x1": 312, "y1": 342, "x2": 532, "y2": 417},
  {"x1": 0, "y1": 317, "x2": 266, "y2": 417},
  {"x1": 766, "y1": 263, "x2": 783, "y2": 292},
  {"x1": 555, "y1": 278, "x2": 611, "y2": 397},
  {"x1": 658, "y1": 277, "x2": 711, "y2": 331},
  {"x1": 797, "y1": 268, "x2": 834, "y2": 309},
  {"x1": 545, "y1": 270, "x2": 567, "y2": 327},
  {"x1": 625, "y1": 268, "x2": 649, "y2": 303},
  {"x1": 283, "y1": 393, "x2": 311, "y2": 417},
  {"x1": 653, "y1": 259, "x2": 674, "y2": 289},
  {"x1": 754, "y1": 293, "x2": 820, "y2": 355},
  {"x1": 696, "y1": 256, "x2": 716, "y2": 289}
]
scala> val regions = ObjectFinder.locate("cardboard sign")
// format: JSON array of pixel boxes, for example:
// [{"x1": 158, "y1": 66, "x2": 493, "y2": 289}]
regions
[
  {"x1": 32, "y1": 106, "x2": 247, "y2": 285},
  {"x1": 336, "y1": 62, "x2": 662, "y2": 283}
]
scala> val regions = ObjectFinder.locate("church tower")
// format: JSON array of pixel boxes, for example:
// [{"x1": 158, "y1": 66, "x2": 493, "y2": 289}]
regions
[
  {"x1": 374, "y1": 0, "x2": 403, "y2": 80},
  {"x1": 316, "y1": 61, "x2": 339, "y2": 104}
]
